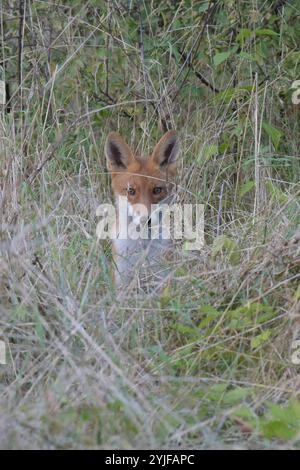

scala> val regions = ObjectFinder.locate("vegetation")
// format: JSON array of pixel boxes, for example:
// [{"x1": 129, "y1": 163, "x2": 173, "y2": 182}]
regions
[{"x1": 0, "y1": 0, "x2": 299, "y2": 449}]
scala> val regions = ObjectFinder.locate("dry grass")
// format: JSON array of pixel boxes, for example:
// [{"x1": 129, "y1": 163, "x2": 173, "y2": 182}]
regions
[{"x1": 0, "y1": 0, "x2": 300, "y2": 449}]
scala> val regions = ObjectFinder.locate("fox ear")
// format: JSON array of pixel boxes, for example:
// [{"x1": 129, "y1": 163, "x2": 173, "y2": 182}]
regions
[
  {"x1": 152, "y1": 130, "x2": 180, "y2": 168},
  {"x1": 105, "y1": 132, "x2": 133, "y2": 170}
]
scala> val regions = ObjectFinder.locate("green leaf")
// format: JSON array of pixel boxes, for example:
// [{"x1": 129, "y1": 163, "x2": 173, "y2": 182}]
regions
[
  {"x1": 213, "y1": 50, "x2": 233, "y2": 66},
  {"x1": 251, "y1": 329, "x2": 272, "y2": 349},
  {"x1": 198, "y1": 2, "x2": 209, "y2": 13},
  {"x1": 231, "y1": 405, "x2": 258, "y2": 426},
  {"x1": 199, "y1": 144, "x2": 218, "y2": 162},
  {"x1": 223, "y1": 387, "x2": 253, "y2": 405},
  {"x1": 212, "y1": 236, "x2": 241, "y2": 265},
  {"x1": 198, "y1": 305, "x2": 222, "y2": 328},
  {"x1": 35, "y1": 312, "x2": 46, "y2": 349},
  {"x1": 261, "y1": 400, "x2": 300, "y2": 440},
  {"x1": 227, "y1": 303, "x2": 276, "y2": 331},
  {"x1": 239, "y1": 180, "x2": 255, "y2": 199},
  {"x1": 199, "y1": 305, "x2": 220, "y2": 316},
  {"x1": 214, "y1": 85, "x2": 253, "y2": 104},
  {"x1": 269, "y1": 400, "x2": 300, "y2": 424},
  {"x1": 262, "y1": 122, "x2": 282, "y2": 150},
  {"x1": 236, "y1": 28, "x2": 252, "y2": 43},
  {"x1": 207, "y1": 383, "x2": 227, "y2": 401},
  {"x1": 266, "y1": 181, "x2": 289, "y2": 203},
  {"x1": 295, "y1": 286, "x2": 300, "y2": 301},
  {"x1": 239, "y1": 51, "x2": 256, "y2": 61},
  {"x1": 173, "y1": 323, "x2": 199, "y2": 340},
  {"x1": 168, "y1": 42, "x2": 180, "y2": 62},
  {"x1": 262, "y1": 420, "x2": 297, "y2": 440},
  {"x1": 255, "y1": 28, "x2": 279, "y2": 37}
]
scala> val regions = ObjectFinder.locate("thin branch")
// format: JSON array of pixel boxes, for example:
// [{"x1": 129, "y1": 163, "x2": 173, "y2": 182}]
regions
[
  {"x1": 172, "y1": 1, "x2": 218, "y2": 102},
  {"x1": 105, "y1": 2, "x2": 112, "y2": 96},
  {"x1": 178, "y1": 49, "x2": 219, "y2": 93}
]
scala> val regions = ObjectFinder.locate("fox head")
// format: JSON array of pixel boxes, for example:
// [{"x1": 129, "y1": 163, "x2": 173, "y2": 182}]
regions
[{"x1": 105, "y1": 130, "x2": 180, "y2": 226}]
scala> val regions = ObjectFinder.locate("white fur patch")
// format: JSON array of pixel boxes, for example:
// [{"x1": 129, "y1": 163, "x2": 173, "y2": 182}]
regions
[{"x1": 127, "y1": 201, "x2": 149, "y2": 226}]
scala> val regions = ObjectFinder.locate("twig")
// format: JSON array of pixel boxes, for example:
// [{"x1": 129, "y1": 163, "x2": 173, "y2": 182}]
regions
[
  {"x1": 105, "y1": 2, "x2": 112, "y2": 96},
  {"x1": 138, "y1": 3, "x2": 152, "y2": 124},
  {"x1": 92, "y1": 88, "x2": 133, "y2": 120},
  {"x1": 172, "y1": 1, "x2": 218, "y2": 102},
  {"x1": 217, "y1": 182, "x2": 224, "y2": 236},
  {"x1": 178, "y1": 49, "x2": 219, "y2": 93}
]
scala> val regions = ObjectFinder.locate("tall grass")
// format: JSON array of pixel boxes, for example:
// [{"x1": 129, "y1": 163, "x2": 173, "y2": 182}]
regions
[{"x1": 0, "y1": 0, "x2": 299, "y2": 449}]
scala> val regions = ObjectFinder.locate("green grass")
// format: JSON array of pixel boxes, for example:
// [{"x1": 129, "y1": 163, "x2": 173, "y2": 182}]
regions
[{"x1": 0, "y1": 0, "x2": 300, "y2": 449}]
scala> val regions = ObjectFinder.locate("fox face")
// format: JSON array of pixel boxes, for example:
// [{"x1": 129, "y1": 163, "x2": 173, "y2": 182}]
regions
[{"x1": 105, "y1": 130, "x2": 180, "y2": 226}]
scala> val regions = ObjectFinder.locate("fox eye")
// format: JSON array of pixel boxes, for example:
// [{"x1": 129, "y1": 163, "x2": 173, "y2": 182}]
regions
[
  {"x1": 127, "y1": 187, "x2": 135, "y2": 196},
  {"x1": 153, "y1": 187, "x2": 163, "y2": 195}
]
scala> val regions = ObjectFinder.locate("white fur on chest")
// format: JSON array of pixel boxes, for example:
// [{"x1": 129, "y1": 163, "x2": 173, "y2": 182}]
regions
[{"x1": 112, "y1": 198, "x2": 173, "y2": 289}]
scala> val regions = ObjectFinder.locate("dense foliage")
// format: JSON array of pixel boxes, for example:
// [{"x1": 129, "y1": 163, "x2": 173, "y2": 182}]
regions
[{"x1": 0, "y1": 0, "x2": 299, "y2": 449}]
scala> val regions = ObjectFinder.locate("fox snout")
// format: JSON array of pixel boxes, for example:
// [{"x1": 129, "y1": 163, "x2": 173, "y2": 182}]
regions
[{"x1": 128, "y1": 200, "x2": 167, "y2": 228}]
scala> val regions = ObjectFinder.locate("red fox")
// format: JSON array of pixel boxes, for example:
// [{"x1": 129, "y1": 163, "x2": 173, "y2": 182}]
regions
[{"x1": 105, "y1": 130, "x2": 180, "y2": 291}]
